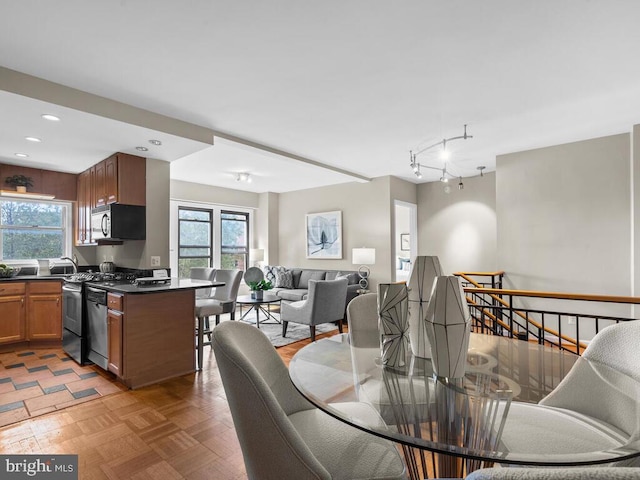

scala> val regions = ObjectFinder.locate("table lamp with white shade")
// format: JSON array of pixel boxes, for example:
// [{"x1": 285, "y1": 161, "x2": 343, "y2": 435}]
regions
[
  {"x1": 352, "y1": 247, "x2": 376, "y2": 290},
  {"x1": 250, "y1": 248, "x2": 264, "y2": 267}
]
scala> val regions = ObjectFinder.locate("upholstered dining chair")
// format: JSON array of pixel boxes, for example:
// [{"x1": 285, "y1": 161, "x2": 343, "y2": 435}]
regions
[
  {"x1": 212, "y1": 320, "x2": 408, "y2": 480},
  {"x1": 193, "y1": 268, "x2": 242, "y2": 370},
  {"x1": 346, "y1": 292, "x2": 380, "y2": 348},
  {"x1": 281, "y1": 277, "x2": 348, "y2": 342},
  {"x1": 497, "y1": 321, "x2": 640, "y2": 466}
]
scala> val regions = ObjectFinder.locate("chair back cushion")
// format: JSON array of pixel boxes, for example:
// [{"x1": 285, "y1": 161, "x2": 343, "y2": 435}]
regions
[
  {"x1": 307, "y1": 278, "x2": 348, "y2": 324},
  {"x1": 540, "y1": 321, "x2": 640, "y2": 437},
  {"x1": 190, "y1": 267, "x2": 216, "y2": 298},
  {"x1": 298, "y1": 270, "x2": 326, "y2": 289},
  {"x1": 212, "y1": 269, "x2": 243, "y2": 303},
  {"x1": 347, "y1": 293, "x2": 380, "y2": 348},
  {"x1": 212, "y1": 321, "x2": 330, "y2": 480}
]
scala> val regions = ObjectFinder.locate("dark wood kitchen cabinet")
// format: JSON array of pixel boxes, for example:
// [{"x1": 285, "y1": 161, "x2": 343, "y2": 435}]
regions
[
  {"x1": 75, "y1": 168, "x2": 92, "y2": 245},
  {"x1": 99, "y1": 153, "x2": 146, "y2": 207},
  {"x1": 74, "y1": 152, "x2": 145, "y2": 246},
  {"x1": 27, "y1": 281, "x2": 62, "y2": 340},
  {"x1": 107, "y1": 292, "x2": 123, "y2": 376},
  {"x1": 94, "y1": 159, "x2": 107, "y2": 207}
]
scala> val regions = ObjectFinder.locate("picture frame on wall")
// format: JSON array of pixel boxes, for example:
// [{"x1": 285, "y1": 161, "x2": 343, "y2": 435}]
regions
[
  {"x1": 400, "y1": 233, "x2": 410, "y2": 251},
  {"x1": 306, "y1": 210, "x2": 342, "y2": 259}
]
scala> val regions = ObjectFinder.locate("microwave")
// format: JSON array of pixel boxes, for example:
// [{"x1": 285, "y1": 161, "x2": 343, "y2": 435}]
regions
[{"x1": 91, "y1": 204, "x2": 146, "y2": 241}]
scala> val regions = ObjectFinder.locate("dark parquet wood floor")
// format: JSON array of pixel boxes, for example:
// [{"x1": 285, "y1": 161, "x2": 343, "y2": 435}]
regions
[{"x1": 0, "y1": 326, "x2": 341, "y2": 479}]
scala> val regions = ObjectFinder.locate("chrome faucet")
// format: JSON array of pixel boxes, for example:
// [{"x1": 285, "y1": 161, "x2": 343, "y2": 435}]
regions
[{"x1": 60, "y1": 256, "x2": 78, "y2": 274}]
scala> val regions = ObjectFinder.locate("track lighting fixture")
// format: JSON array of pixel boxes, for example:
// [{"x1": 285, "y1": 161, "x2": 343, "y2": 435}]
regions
[
  {"x1": 236, "y1": 172, "x2": 252, "y2": 183},
  {"x1": 458, "y1": 177, "x2": 464, "y2": 190},
  {"x1": 409, "y1": 124, "x2": 475, "y2": 184}
]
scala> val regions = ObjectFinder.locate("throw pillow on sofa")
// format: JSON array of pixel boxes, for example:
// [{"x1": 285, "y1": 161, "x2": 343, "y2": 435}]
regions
[
  {"x1": 263, "y1": 265, "x2": 280, "y2": 284},
  {"x1": 335, "y1": 271, "x2": 359, "y2": 285},
  {"x1": 275, "y1": 269, "x2": 294, "y2": 288}
]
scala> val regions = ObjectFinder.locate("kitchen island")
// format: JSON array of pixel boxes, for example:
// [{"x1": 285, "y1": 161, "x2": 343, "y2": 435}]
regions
[{"x1": 85, "y1": 278, "x2": 221, "y2": 389}]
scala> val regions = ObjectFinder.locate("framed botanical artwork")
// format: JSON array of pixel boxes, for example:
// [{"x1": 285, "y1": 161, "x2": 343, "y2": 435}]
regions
[
  {"x1": 400, "y1": 233, "x2": 410, "y2": 251},
  {"x1": 306, "y1": 210, "x2": 342, "y2": 259}
]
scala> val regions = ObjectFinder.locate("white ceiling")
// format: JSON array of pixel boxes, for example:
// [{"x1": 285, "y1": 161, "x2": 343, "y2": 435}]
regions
[{"x1": 1, "y1": 1, "x2": 640, "y2": 193}]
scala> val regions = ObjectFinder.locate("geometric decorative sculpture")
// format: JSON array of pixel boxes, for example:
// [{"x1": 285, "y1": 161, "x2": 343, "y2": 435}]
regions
[
  {"x1": 378, "y1": 282, "x2": 410, "y2": 370},
  {"x1": 407, "y1": 256, "x2": 443, "y2": 359},
  {"x1": 424, "y1": 275, "x2": 471, "y2": 378}
]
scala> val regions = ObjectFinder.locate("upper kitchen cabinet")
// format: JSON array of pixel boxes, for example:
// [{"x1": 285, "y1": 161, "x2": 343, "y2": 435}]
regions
[
  {"x1": 76, "y1": 169, "x2": 92, "y2": 245},
  {"x1": 95, "y1": 153, "x2": 146, "y2": 207},
  {"x1": 0, "y1": 164, "x2": 77, "y2": 201},
  {"x1": 75, "y1": 152, "x2": 145, "y2": 246}
]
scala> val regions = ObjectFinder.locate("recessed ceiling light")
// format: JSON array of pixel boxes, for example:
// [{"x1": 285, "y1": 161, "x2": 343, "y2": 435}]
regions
[
  {"x1": 149, "y1": 139, "x2": 162, "y2": 146},
  {"x1": 41, "y1": 114, "x2": 60, "y2": 122},
  {"x1": 25, "y1": 136, "x2": 42, "y2": 143},
  {"x1": 15, "y1": 153, "x2": 29, "y2": 158},
  {"x1": 136, "y1": 146, "x2": 149, "y2": 152}
]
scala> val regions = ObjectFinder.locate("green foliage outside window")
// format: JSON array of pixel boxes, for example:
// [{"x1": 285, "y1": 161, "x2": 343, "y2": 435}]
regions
[{"x1": 1, "y1": 200, "x2": 67, "y2": 260}]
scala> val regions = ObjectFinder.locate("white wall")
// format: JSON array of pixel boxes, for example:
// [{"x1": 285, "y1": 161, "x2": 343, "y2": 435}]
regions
[
  {"x1": 497, "y1": 134, "x2": 631, "y2": 297},
  {"x1": 417, "y1": 172, "x2": 497, "y2": 275},
  {"x1": 277, "y1": 177, "x2": 396, "y2": 289}
]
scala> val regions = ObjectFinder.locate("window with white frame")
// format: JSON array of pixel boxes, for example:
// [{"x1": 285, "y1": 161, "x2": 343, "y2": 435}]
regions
[{"x1": 0, "y1": 198, "x2": 71, "y2": 260}]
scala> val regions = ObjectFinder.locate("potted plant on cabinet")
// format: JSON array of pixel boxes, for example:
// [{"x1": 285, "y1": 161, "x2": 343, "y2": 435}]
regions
[
  {"x1": 247, "y1": 279, "x2": 273, "y2": 300},
  {"x1": 5, "y1": 174, "x2": 34, "y2": 193}
]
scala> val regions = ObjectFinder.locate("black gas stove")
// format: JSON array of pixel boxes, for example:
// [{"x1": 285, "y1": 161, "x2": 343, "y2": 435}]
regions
[
  {"x1": 64, "y1": 271, "x2": 139, "y2": 285},
  {"x1": 62, "y1": 271, "x2": 141, "y2": 366}
]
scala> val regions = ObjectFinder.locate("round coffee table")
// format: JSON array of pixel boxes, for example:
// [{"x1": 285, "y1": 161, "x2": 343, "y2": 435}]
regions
[{"x1": 236, "y1": 293, "x2": 281, "y2": 328}]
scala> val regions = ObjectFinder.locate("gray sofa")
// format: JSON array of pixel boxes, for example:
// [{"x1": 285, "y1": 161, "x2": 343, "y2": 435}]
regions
[{"x1": 264, "y1": 266, "x2": 360, "y2": 311}]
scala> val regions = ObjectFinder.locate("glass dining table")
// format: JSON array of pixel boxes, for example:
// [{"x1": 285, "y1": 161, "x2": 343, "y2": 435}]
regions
[{"x1": 288, "y1": 332, "x2": 640, "y2": 479}]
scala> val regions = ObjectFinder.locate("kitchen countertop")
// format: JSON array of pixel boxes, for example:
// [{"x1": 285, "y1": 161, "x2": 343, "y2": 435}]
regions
[
  {"x1": 0, "y1": 274, "x2": 70, "y2": 282},
  {"x1": 85, "y1": 278, "x2": 223, "y2": 294}
]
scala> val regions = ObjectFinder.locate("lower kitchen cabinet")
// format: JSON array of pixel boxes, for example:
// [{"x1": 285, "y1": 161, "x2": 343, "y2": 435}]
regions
[
  {"x1": 0, "y1": 282, "x2": 26, "y2": 344},
  {"x1": 0, "y1": 280, "x2": 62, "y2": 345},
  {"x1": 107, "y1": 293, "x2": 123, "y2": 376},
  {"x1": 27, "y1": 281, "x2": 62, "y2": 340}
]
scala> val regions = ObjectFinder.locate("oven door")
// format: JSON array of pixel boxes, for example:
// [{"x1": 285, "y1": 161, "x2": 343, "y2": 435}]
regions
[
  {"x1": 62, "y1": 283, "x2": 83, "y2": 336},
  {"x1": 62, "y1": 282, "x2": 87, "y2": 364}
]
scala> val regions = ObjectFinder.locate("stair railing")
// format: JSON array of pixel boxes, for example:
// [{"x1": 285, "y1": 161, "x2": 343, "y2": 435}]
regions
[{"x1": 454, "y1": 272, "x2": 639, "y2": 355}]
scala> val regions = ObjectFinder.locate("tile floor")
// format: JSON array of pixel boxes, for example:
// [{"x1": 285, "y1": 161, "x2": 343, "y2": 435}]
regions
[{"x1": 0, "y1": 349, "x2": 127, "y2": 428}]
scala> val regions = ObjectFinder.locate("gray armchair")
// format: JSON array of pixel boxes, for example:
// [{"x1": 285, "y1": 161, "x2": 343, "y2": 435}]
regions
[
  {"x1": 281, "y1": 277, "x2": 348, "y2": 342},
  {"x1": 211, "y1": 320, "x2": 407, "y2": 480}
]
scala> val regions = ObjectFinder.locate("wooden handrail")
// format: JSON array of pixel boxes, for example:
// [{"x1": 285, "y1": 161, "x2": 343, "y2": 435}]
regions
[
  {"x1": 453, "y1": 271, "x2": 505, "y2": 277},
  {"x1": 464, "y1": 287, "x2": 640, "y2": 305}
]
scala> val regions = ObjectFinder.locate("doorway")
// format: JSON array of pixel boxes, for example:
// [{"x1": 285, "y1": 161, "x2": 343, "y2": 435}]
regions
[{"x1": 394, "y1": 200, "x2": 417, "y2": 282}]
